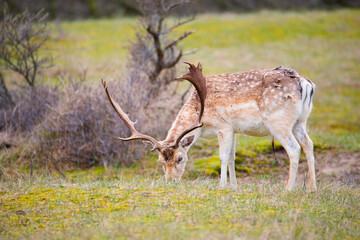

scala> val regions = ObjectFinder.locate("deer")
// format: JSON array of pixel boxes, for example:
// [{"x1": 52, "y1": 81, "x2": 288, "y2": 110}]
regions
[{"x1": 102, "y1": 62, "x2": 316, "y2": 191}]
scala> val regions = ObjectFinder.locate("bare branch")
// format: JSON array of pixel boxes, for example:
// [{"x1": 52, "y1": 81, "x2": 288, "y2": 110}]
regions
[
  {"x1": 183, "y1": 48, "x2": 198, "y2": 55},
  {"x1": 165, "y1": 15, "x2": 196, "y2": 33},
  {"x1": 164, "y1": 30, "x2": 196, "y2": 51},
  {"x1": 163, "y1": 0, "x2": 190, "y2": 13},
  {"x1": 164, "y1": 50, "x2": 182, "y2": 68}
]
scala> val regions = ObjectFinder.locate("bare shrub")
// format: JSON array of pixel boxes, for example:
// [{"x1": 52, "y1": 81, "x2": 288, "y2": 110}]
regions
[
  {"x1": 0, "y1": 6, "x2": 52, "y2": 88},
  {"x1": 0, "y1": 86, "x2": 59, "y2": 133},
  {"x1": 0, "y1": 5, "x2": 53, "y2": 134},
  {"x1": 33, "y1": 80, "x2": 141, "y2": 169}
]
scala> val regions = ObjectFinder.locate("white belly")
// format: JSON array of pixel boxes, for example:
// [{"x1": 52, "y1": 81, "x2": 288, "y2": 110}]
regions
[
  {"x1": 211, "y1": 101, "x2": 271, "y2": 137},
  {"x1": 233, "y1": 119, "x2": 270, "y2": 136}
]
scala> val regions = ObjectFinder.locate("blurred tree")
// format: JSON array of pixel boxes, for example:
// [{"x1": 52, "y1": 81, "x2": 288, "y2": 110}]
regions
[
  {"x1": 86, "y1": 0, "x2": 98, "y2": 17},
  {"x1": 127, "y1": 0, "x2": 196, "y2": 107},
  {"x1": 0, "y1": 6, "x2": 52, "y2": 89}
]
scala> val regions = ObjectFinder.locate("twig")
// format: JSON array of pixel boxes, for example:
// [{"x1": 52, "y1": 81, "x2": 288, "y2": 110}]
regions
[
  {"x1": 164, "y1": 30, "x2": 196, "y2": 51},
  {"x1": 183, "y1": 48, "x2": 198, "y2": 55},
  {"x1": 41, "y1": 150, "x2": 66, "y2": 179}
]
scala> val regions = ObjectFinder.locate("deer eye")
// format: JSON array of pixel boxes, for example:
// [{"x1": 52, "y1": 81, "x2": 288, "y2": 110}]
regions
[{"x1": 177, "y1": 156, "x2": 183, "y2": 163}]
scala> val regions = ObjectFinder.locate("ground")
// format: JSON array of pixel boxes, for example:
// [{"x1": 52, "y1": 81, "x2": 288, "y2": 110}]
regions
[{"x1": 1, "y1": 173, "x2": 359, "y2": 239}]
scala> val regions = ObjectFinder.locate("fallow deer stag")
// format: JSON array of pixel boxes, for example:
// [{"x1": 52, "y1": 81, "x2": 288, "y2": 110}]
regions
[{"x1": 102, "y1": 62, "x2": 316, "y2": 191}]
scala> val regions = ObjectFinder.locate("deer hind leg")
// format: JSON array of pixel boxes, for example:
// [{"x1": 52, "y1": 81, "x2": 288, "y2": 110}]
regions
[
  {"x1": 284, "y1": 135, "x2": 301, "y2": 191},
  {"x1": 277, "y1": 133, "x2": 301, "y2": 191},
  {"x1": 293, "y1": 121, "x2": 317, "y2": 191},
  {"x1": 268, "y1": 124, "x2": 301, "y2": 191},
  {"x1": 218, "y1": 129, "x2": 234, "y2": 189}
]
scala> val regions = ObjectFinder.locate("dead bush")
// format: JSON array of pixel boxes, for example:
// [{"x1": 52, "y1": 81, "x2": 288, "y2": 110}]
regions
[
  {"x1": 33, "y1": 80, "x2": 142, "y2": 169},
  {"x1": 0, "y1": 86, "x2": 59, "y2": 134}
]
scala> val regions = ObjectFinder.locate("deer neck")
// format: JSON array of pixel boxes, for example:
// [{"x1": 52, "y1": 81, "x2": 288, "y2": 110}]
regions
[{"x1": 162, "y1": 92, "x2": 200, "y2": 146}]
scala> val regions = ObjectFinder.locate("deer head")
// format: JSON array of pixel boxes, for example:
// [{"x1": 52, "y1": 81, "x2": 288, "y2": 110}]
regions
[{"x1": 102, "y1": 62, "x2": 207, "y2": 182}]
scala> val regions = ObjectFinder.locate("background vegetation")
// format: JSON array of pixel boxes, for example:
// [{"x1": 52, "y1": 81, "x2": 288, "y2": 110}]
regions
[
  {"x1": 0, "y1": 2, "x2": 359, "y2": 239},
  {"x1": 2, "y1": 0, "x2": 360, "y2": 19}
]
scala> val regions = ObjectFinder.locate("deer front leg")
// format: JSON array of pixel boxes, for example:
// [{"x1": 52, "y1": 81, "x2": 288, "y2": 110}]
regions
[
  {"x1": 218, "y1": 129, "x2": 234, "y2": 189},
  {"x1": 228, "y1": 135, "x2": 237, "y2": 190}
]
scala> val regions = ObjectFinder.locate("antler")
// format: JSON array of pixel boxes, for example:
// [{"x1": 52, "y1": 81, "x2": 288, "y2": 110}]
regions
[
  {"x1": 170, "y1": 62, "x2": 207, "y2": 148},
  {"x1": 101, "y1": 79, "x2": 162, "y2": 151}
]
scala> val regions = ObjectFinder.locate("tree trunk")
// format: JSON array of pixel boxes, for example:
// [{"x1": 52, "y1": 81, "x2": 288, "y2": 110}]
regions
[{"x1": 0, "y1": 72, "x2": 13, "y2": 109}]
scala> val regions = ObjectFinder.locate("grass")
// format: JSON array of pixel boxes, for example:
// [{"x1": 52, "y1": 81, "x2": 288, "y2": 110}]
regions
[{"x1": 1, "y1": 174, "x2": 359, "y2": 240}]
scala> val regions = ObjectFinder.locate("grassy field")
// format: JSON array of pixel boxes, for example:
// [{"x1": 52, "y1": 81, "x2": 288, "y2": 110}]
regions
[
  {"x1": 1, "y1": 9, "x2": 360, "y2": 239},
  {"x1": 1, "y1": 173, "x2": 359, "y2": 239}
]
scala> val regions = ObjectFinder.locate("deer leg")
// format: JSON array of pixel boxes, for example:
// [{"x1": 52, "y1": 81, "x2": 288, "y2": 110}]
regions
[
  {"x1": 283, "y1": 135, "x2": 301, "y2": 191},
  {"x1": 293, "y1": 122, "x2": 317, "y2": 191},
  {"x1": 271, "y1": 130, "x2": 301, "y2": 191},
  {"x1": 218, "y1": 129, "x2": 234, "y2": 189},
  {"x1": 228, "y1": 135, "x2": 237, "y2": 190}
]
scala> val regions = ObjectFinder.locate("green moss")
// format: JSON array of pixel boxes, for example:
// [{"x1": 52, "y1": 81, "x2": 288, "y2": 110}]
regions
[
  {"x1": 236, "y1": 149, "x2": 257, "y2": 158},
  {"x1": 235, "y1": 156, "x2": 244, "y2": 165},
  {"x1": 193, "y1": 156, "x2": 221, "y2": 176},
  {"x1": 235, "y1": 166, "x2": 251, "y2": 174}
]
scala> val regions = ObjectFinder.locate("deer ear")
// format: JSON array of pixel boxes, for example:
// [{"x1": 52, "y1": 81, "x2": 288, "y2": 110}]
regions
[{"x1": 180, "y1": 135, "x2": 195, "y2": 148}]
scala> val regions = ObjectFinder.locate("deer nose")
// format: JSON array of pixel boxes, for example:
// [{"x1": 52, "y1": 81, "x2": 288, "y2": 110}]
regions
[{"x1": 172, "y1": 179, "x2": 176, "y2": 183}]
